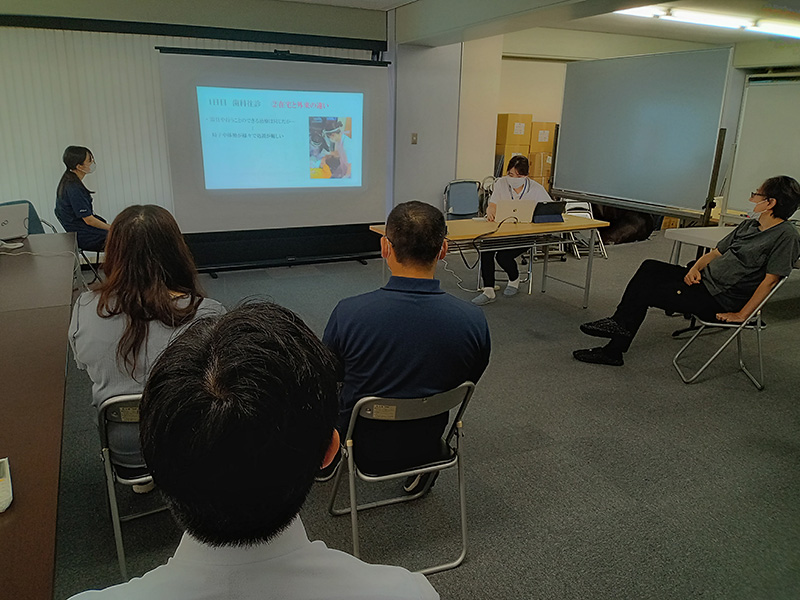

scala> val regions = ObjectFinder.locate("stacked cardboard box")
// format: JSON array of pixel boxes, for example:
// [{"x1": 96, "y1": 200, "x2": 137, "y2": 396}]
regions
[
  {"x1": 495, "y1": 114, "x2": 532, "y2": 176},
  {"x1": 528, "y1": 121, "x2": 557, "y2": 192}
]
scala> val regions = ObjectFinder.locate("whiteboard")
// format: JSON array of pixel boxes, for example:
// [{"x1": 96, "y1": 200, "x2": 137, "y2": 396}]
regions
[
  {"x1": 726, "y1": 79, "x2": 800, "y2": 214},
  {"x1": 553, "y1": 48, "x2": 740, "y2": 213}
]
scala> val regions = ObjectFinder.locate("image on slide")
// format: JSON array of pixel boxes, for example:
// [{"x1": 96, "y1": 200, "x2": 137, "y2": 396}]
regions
[{"x1": 309, "y1": 117, "x2": 353, "y2": 179}]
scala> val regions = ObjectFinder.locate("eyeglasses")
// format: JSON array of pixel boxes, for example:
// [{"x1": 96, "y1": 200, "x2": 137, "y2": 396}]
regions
[{"x1": 750, "y1": 191, "x2": 769, "y2": 199}]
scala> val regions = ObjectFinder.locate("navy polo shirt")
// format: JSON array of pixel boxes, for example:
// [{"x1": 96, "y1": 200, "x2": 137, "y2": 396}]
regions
[{"x1": 324, "y1": 275, "x2": 491, "y2": 435}]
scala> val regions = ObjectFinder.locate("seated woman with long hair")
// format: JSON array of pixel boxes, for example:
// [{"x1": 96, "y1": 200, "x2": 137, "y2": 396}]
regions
[{"x1": 69, "y1": 205, "x2": 225, "y2": 473}]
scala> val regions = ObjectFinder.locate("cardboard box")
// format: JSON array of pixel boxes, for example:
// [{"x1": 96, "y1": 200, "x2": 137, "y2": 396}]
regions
[
  {"x1": 529, "y1": 122, "x2": 557, "y2": 153},
  {"x1": 495, "y1": 144, "x2": 529, "y2": 177},
  {"x1": 661, "y1": 217, "x2": 681, "y2": 230},
  {"x1": 496, "y1": 114, "x2": 532, "y2": 146},
  {"x1": 529, "y1": 151, "x2": 552, "y2": 178},
  {"x1": 530, "y1": 175, "x2": 551, "y2": 193}
]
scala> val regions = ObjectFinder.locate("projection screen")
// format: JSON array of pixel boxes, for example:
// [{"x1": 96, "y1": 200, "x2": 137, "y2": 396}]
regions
[{"x1": 159, "y1": 50, "x2": 389, "y2": 234}]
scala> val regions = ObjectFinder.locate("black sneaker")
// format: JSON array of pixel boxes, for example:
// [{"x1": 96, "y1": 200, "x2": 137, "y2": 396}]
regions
[
  {"x1": 403, "y1": 471, "x2": 439, "y2": 495},
  {"x1": 572, "y1": 346, "x2": 624, "y2": 366},
  {"x1": 580, "y1": 317, "x2": 632, "y2": 339},
  {"x1": 314, "y1": 447, "x2": 342, "y2": 483}
]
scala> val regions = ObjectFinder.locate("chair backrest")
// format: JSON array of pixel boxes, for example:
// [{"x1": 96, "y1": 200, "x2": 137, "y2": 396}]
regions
[
  {"x1": 564, "y1": 201, "x2": 593, "y2": 219},
  {"x1": 98, "y1": 394, "x2": 142, "y2": 450},
  {"x1": 347, "y1": 382, "x2": 475, "y2": 445},
  {"x1": 444, "y1": 181, "x2": 481, "y2": 218},
  {"x1": 0, "y1": 200, "x2": 45, "y2": 234}
]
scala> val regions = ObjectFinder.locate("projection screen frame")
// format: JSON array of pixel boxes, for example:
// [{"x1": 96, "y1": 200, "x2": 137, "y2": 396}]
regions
[{"x1": 157, "y1": 46, "x2": 391, "y2": 269}]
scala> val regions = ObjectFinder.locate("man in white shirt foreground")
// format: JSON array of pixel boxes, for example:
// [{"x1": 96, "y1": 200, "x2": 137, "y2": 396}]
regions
[{"x1": 70, "y1": 302, "x2": 439, "y2": 600}]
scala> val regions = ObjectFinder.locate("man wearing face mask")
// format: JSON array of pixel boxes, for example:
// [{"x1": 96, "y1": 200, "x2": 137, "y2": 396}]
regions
[
  {"x1": 472, "y1": 155, "x2": 553, "y2": 306},
  {"x1": 573, "y1": 176, "x2": 800, "y2": 367}
]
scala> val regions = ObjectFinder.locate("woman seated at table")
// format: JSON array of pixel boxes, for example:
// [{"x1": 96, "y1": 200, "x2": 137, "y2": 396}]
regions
[
  {"x1": 69, "y1": 205, "x2": 225, "y2": 486},
  {"x1": 573, "y1": 176, "x2": 800, "y2": 366},
  {"x1": 55, "y1": 146, "x2": 110, "y2": 252},
  {"x1": 472, "y1": 155, "x2": 552, "y2": 306}
]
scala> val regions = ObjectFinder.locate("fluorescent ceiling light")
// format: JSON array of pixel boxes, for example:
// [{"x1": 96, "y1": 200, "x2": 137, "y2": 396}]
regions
[
  {"x1": 661, "y1": 9, "x2": 752, "y2": 29},
  {"x1": 747, "y1": 20, "x2": 800, "y2": 39},
  {"x1": 614, "y1": 6, "x2": 666, "y2": 18}
]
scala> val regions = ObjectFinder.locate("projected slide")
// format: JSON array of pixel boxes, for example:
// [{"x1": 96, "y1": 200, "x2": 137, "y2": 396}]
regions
[{"x1": 196, "y1": 86, "x2": 363, "y2": 189}]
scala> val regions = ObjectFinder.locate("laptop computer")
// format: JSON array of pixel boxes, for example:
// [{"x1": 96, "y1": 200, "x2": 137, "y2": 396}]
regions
[
  {"x1": 0, "y1": 203, "x2": 29, "y2": 242},
  {"x1": 494, "y1": 199, "x2": 537, "y2": 224},
  {"x1": 533, "y1": 201, "x2": 566, "y2": 223}
]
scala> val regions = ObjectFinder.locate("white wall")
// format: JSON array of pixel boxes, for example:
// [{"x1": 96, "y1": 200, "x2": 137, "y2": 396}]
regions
[
  {"x1": 456, "y1": 36, "x2": 503, "y2": 181},
  {"x1": 497, "y1": 58, "x2": 567, "y2": 123},
  {"x1": 393, "y1": 43, "x2": 462, "y2": 209},
  {"x1": 0, "y1": 27, "x2": 369, "y2": 227}
]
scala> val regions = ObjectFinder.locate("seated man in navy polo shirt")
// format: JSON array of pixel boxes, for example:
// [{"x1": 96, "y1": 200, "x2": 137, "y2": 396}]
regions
[{"x1": 322, "y1": 201, "x2": 491, "y2": 491}]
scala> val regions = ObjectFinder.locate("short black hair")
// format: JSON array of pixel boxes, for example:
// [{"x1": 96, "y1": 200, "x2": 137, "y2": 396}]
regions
[
  {"x1": 507, "y1": 155, "x2": 530, "y2": 177},
  {"x1": 140, "y1": 302, "x2": 339, "y2": 546},
  {"x1": 761, "y1": 176, "x2": 800, "y2": 221},
  {"x1": 384, "y1": 200, "x2": 446, "y2": 267}
]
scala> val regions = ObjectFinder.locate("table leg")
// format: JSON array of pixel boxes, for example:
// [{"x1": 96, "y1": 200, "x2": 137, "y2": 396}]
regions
[
  {"x1": 528, "y1": 246, "x2": 534, "y2": 295},
  {"x1": 583, "y1": 229, "x2": 597, "y2": 308},
  {"x1": 541, "y1": 244, "x2": 549, "y2": 293},
  {"x1": 669, "y1": 240, "x2": 682, "y2": 265}
]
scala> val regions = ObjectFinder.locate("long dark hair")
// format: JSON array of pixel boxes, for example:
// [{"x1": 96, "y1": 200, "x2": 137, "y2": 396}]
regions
[
  {"x1": 96, "y1": 205, "x2": 204, "y2": 376},
  {"x1": 57, "y1": 146, "x2": 94, "y2": 197}
]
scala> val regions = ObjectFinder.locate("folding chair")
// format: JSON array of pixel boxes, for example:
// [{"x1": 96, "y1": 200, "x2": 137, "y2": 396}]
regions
[
  {"x1": 443, "y1": 180, "x2": 481, "y2": 219},
  {"x1": 564, "y1": 201, "x2": 607, "y2": 259},
  {"x1": 328, "y1": 382, "x2": 475, "y2": 575},
  {"x1": 672, "y1": 276, "x2": 789, "y2": 390},
  {"x1": 98, "y1": 394, "x2": 168, "y2": 580},
  {"x1": 54, "y1": 210, "x2": 102, "y2": 284}
]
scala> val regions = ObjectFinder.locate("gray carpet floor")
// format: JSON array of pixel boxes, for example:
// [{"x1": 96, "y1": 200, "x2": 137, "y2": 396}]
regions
[{"x1": 55, "y1": 231, "x2": 800, "y2": 599}]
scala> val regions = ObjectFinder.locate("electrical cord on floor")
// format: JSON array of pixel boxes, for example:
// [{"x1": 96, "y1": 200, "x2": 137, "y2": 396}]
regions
[{"x1": 442, "y1": 217, "x2": 519, "y2": 292}]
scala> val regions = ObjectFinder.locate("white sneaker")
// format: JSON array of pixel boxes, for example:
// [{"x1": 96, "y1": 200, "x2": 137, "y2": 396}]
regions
[
  {"x1": 132, "y1": 481, "x2": 155, "y2": 494},
  {"x1": 471, "y1": 292, "x2": 496, "y2": 306}
]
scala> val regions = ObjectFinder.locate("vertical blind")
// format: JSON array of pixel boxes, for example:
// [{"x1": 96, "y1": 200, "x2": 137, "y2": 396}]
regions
[{"x1": 0, "y1": 26, "x2": 369, "y2": 228}]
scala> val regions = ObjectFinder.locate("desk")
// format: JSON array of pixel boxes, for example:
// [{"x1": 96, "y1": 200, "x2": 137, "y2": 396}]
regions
[
  {"x1": 371, "y1": 215, "x2": 609, "y2": 308},
  {"x1": 0, "y1": 233, "x2": 77, "y2": 600},
  {"x1": 664, "y1": 226, "x2": 732, "y2": 264}
]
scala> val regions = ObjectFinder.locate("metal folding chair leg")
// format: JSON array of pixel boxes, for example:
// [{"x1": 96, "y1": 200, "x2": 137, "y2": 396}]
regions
[
  {"x1": 102, "y1": 449, "x2": 129, "y2": 581},
  {"x1": 328, "y1": 425, "x2": 468, "y2": 574},
  {"x1": 672, "y1": 318, "x2": 766, "y2": 390}
]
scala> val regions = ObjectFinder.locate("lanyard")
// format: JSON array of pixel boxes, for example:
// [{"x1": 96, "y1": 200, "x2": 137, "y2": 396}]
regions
[{"x1": 508, "y1": 178, "x2": 528, "y2": 200}]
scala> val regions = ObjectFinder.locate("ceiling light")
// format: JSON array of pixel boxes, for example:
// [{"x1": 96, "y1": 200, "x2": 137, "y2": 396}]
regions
[
  {"x1": 747, "y1": 19, "x2": 800, "y2": 39},
  {"x1": 614, "y1": 6, "x2": 667, "y2": 19},
  {"x1": 661, "y1": 9, "x2": 753, "y2": 30}
]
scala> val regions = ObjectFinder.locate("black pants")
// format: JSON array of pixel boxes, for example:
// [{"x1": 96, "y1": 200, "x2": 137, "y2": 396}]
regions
[
  {"x1": 607, "y1": 259, "x2": 724, "y2": 353},
  {"x1": 480, "y1": 249, "x2": 526, "y2": 287},
  {"x1": 76, "y1": 215, "x2": 108, "y2": 252}
]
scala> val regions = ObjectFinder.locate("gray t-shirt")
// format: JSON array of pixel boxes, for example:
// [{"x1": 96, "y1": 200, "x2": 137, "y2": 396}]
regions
[
  {"x1": 702, "y1": 219, "x2": 800, "y2": 311},
  {"x1": 69, "y1": 292, "x2": 226, "y2": 467}
]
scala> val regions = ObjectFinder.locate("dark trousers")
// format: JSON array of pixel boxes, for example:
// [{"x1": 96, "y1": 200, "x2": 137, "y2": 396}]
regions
[
  {"x1": 76, "y1": 215, "x2": 108, "y2": 252},
  {"x1": 480, "y1": 248, "x2": 526, "y2": 287},
  {"x1": 608, "y1": 259, "x2": 724, "y2": 353}
]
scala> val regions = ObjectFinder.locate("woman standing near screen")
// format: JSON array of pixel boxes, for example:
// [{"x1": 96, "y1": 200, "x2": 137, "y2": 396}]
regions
[
  {"x1": 69, "y1": 205, "x2": 225, "y2": 487},
  {"x1": 472, "y1": 156, "x2": 552, "y2": 306},
  {"x1": 54, "y1": 146, "x2": 110, "y2": 251}
]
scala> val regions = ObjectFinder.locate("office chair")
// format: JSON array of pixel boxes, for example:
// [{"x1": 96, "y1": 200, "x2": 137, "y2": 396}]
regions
[
  {"x1": 0, "y1": 199, "x2": 57, "y2": 235},
  {"x1": 443, "y1": 180, "x2": 482, "y2": 219},
  {"x1": 672, "y1": 274, "x2": 791, "y2": 390},
  {"x1": 98, "y1": 394, "x2": 168, "y2": 581},
  {"x1": 328, "y1": 382, "x2": 475, "y2": 575}
]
